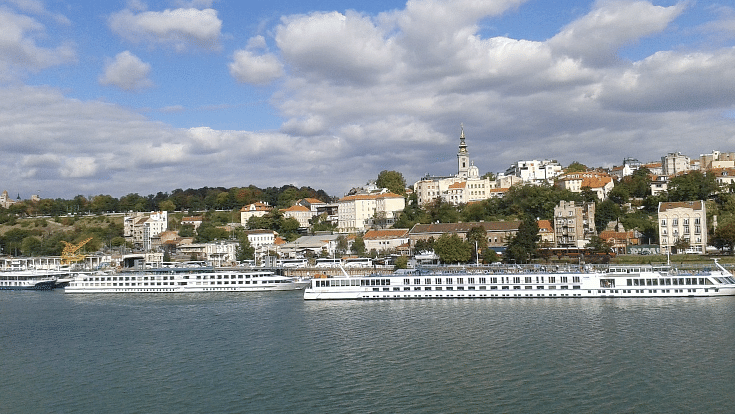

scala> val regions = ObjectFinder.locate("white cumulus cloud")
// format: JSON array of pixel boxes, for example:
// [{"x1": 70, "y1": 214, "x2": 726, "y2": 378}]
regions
[
  {"x1": 99, "y1": 51, "x2": 153, "y2": 91},
  {"x1": 109, "y1": 7, "x2": 222, "y2": 52},
  {"x1": 229, "y1": 49, "x2": 284, "y2": 85},
  {"x1": 0, "y1": 8, "x2": 75, "y2": 80}
]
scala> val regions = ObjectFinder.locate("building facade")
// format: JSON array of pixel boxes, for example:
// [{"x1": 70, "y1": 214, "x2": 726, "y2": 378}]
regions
[
  {"x1": 124, "y1": 211, "x2": 168, "y2": 251},
  {"x1": 554, "y1": 201, "x2": 595, "y2": 248},
  {"x1": 240, "y1": 202, "x2": 273, "y2": 227},
  {"x1": 555, "y1": 171, "x2": 615, "y2": 200},
  {"x1": 658, "y1": 201, "x2": 707, "y2": 254},
  {"x1": 337, "y1": 191, "x2": 405, "y2": 233},
  {"x1": 413, "y1": 126, "x2": 495, "y2": 206}
]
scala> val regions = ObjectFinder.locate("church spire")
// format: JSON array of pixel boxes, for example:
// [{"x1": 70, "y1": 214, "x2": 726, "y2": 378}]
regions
[
  {"x1": 458, "y1": 123, "x2": 467, "y2": 154},
  {"x1": 457, "y1": 123, "x2": 470, "y2": 177}
]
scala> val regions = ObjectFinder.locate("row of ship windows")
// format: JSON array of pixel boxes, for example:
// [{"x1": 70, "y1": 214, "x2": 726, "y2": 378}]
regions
[
  {"x1": 316, "y1": 275, "x2": 583, "y2": 287},
  {"x1": 367, "y1": 293, "x2": 582, "y2": 298},
  {"x1": 362, "y1": 290, "x2": 711, "y2": 298},
  {"x1": 84, "y1": 274, "x2": 265, "y2": 282},
  {"x1": 370, "y1": 285, "x2": 581, "y2": 292},
  {"x1": 597, "y1": 289, "x2": 711, "y2": 294},
  {"x1": 625, "y1": 278, "x2": 715, "y2": 286},
  {"x1": 74, "y1": 280, "x2": 288, "y2": 287}
]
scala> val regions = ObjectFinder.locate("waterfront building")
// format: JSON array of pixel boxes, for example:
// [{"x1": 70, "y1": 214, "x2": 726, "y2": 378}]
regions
[
  {"x1": 537, "y1": 220, "x2": 555, "y2": 245},
  {"x1": 363, "y1": 229, "x2": 410, "y2": 255},
  {"x1": 337, "y1": 190, "x2": 405, "y2": 233},
  {"x1": 554, "y1": 201, "x2": 595, "y2": 248},
  {"x1": 658, "y1": 201, "x2": 707, "y2": 254},
  {"x1": 408, "y1": 221, "x2": 521, "y2": 253},
  {"x1": 124, "y1": 211, "x2": 168, "y2": 251}
]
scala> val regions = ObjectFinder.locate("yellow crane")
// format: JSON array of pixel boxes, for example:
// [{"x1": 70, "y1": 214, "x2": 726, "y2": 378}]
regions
[{"x1": 60, "y1": 237, "x2": 93, "y2": 265}]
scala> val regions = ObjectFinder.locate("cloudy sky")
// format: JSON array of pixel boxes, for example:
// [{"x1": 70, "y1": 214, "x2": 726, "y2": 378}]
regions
[{"x1": 2, "y1": 0, "x2": 735, "y2": 199}]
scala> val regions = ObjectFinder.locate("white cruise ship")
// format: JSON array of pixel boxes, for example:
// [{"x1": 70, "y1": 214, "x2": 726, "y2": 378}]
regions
[
  {"x1": 0, "y1": 269, "x2": 71, "y2": 290},
  {"x1": 65, "y1": 267, "x2": 310, "y2": 294},
  {"x1": 304, "y1": 261, "x2": 735, "y2": 300}
]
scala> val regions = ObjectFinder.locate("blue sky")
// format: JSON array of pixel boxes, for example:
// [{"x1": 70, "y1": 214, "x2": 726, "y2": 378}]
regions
[{"x1": 2, "y1": 0, "x2": 735, "y2": 199}]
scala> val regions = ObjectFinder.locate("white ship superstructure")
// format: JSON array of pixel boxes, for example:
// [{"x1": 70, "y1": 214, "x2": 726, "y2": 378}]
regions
[
  {"x1": 0, "y1": 269, "x2": 70, "y2": 290},
  {"x1": 65, "y1": 267, "x2": 309, "y2": 294},
  {"x1": 304, "y1": 261, "x2": 735, "y2": 300}
]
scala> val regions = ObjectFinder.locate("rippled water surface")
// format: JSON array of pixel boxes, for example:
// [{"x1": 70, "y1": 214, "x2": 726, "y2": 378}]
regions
[{"x1": 2, "y1": 291, "x2": 735, "y2": 413}]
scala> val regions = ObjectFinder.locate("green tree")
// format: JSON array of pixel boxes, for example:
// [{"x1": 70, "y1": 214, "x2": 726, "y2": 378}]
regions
[
  {"x1": 195, "y1": 222, "x2": 228, "y2": 242},
  {"x1": 595, "y1": 200, "x2": 622, "y2": 232},
  {"x1": 667, "y1": 171, "x2": 719, "y2": 202},
  {"x1": 352, "y1": 236, "x2": 366, "y2": 256},
  {"x1": 394, "y1": 255, "x2": 408, "y2": 270},
  {"x1": 434, "y1": 233, "x2": 472, "y2": 264},
  {"x1": 465, "y1": 226, "x2": 488, "y2": 263},
  {"x1": 178, "y1": 224, "x2": 195, "y2": 237},
  {"x1": 159, "y1": 199, "x2": 176, "y2": 212},
  {"x1": 503, "y1": 217, "x2": 539, "y2": 263},
  {"x1": 376, "y1": 170, "x2": 406, "y2": 195},
  {"x1": 586, "y1": 235, "x2": 612, "y2": 253},
  {"x1": 21, "y1": 236, "x2": 43, "y2": 256},
  {"x1": 414, "y1": 236, "x2": 435, "y2": 253},
  {"x1": 713, "y1": 221, "x2": 735, "y2": 253},
  {"x1": 236, "y1": 235, "x2": 255, "y2": 261},
  {"x1": 425, "y1": 198, "x2": 460, "y2": 223},
  {"x1": 566, "y1": 161, "x2": 587, "y2": 172}
]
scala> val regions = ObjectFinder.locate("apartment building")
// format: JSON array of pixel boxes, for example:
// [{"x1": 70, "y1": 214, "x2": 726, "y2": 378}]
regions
[
  {"x1": 554, "y1": 201, "x2": 595, "y2": 248},
  {"x1": 658, "y1": 201, "x2": 707, "y2": 254},
  {"x1": 124, "y1": 211, "x2": 168, "y2": 251},
  {"x1": 337, "y1": 191, "x2": 405, "y2": 233}
]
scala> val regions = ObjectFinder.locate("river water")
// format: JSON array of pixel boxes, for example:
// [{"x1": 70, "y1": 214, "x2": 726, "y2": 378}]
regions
[{"x1": 2, "y1": 290, "x2": 734, "y2": 413}]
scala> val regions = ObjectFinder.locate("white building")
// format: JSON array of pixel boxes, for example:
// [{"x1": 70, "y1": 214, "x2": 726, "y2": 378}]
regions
[
  {"x1": 413, "y1": 126, "x2": 496, "y2": 205},
  {"x1": 555, "y1": 171, "x2": 615, "y2": 201},
  {"x1": 240, "y1": 202, "x2": 273, "y2": 227},
  {"x1": 124, "y1": 211, "x2": 168, "y2": 251},
  {"x1": 337, "y1": 191, "x2": 405, "y2": 233},
  {"x1": 662, "y1": 152, "x2": 691, "y2": 176},
  {"x1": 363, "y1": 229, "x2": 410, "y2": 254},
  {"x1": 658, "y1": 201, "x2": 707, "y2": 254},
  {"x1": 282, "y1": 204, "x2": 314, "y2": 228},
  {"x1": 505, "y1": 159, "x2": 563, "y2": 184}
]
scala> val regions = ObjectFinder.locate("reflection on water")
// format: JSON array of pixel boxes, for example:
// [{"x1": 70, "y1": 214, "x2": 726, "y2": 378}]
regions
[{"x1": 2, "y1": 291, "x2": 735, "y2": 413}]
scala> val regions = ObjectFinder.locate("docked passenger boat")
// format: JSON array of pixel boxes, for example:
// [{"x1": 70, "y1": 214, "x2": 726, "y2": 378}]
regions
[
  {"x1": 0, "y1": 269, "x2": 71, "y2": 290},
  {"x1": 304, "y1": 261, "x2": 735, "y2": 300},
  {"x1": 65, "y1": 267, "x2": 310, "y2": 294}
]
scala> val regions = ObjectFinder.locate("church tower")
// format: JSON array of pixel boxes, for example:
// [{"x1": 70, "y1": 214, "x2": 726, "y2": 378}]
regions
[{"x1": 457, "y1": 124, "x2": 470, "y2": 178}]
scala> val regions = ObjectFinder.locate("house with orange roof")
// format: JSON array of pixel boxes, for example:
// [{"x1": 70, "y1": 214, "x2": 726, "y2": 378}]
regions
[
  {"x1": 599, "y1": 229, "x2": 639, "y2": 254},
  {"x1": 282, "y1": 204, "x2": 313, "y2": 228},
  {"x1": 537, "y1": 220, "x2": 554, "y2": 245},
  {"x1": 240, "y1": 201, "x2": 273, "y2": 227},
  {"x1": 555, "y1": 171, "x2": 614, "y2": 200},
  {"x1": 363, "y1": 229, "x2": 410, "y2": 254}
]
